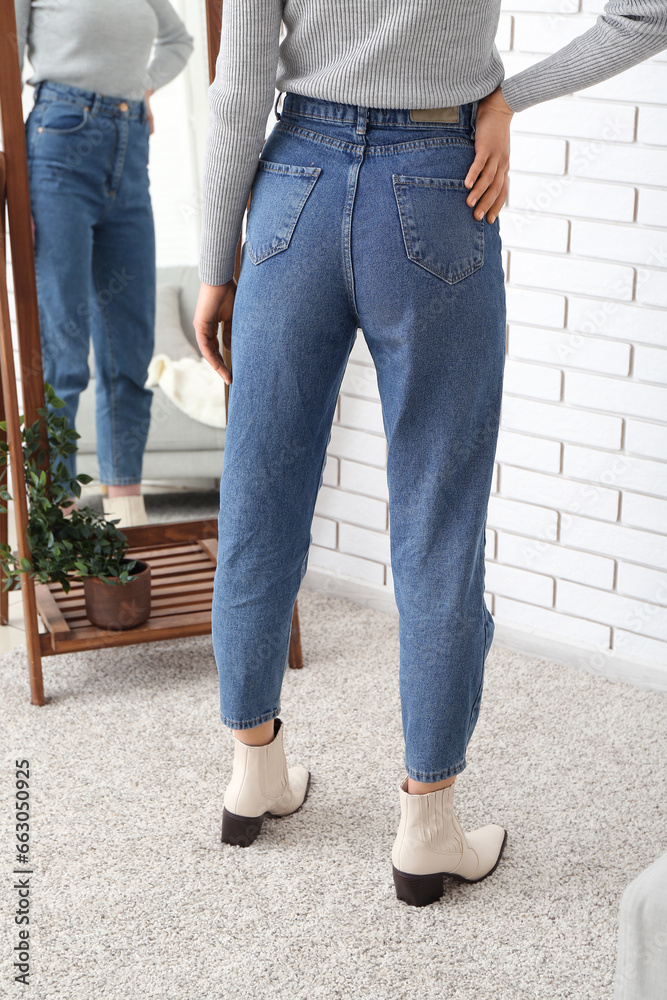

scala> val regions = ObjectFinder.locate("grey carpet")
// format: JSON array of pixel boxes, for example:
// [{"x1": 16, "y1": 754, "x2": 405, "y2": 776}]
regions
[{"x1": 1, "y1": 586, "x2": 666, "y2": 1000}]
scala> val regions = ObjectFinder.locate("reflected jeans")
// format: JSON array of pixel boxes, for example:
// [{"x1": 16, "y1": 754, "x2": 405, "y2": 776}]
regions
[
  {"x1": 211, "y1": 93, "x2": 506, "y2": 782},
  {"x1": 25, "y1": 80, "x2": 155, "y2": 485}
]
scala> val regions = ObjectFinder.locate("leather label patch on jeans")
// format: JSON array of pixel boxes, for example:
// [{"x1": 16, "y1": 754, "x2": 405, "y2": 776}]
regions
[{"x1": 409, "y1": 106, "x2": 459, "y2": 123}]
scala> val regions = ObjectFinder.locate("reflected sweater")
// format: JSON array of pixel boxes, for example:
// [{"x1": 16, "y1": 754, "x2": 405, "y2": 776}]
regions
[
  {"x1": 14, "y1": 0, "x2": 194, "y2": 100},
  {"x1": 200, "y1": 0, "x2": 667, "y2": 286}
]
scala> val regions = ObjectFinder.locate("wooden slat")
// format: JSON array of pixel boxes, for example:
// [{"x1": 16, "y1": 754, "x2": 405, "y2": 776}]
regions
[
  {"x1": 41, "y1": 611, "x2": 216, "y2": 654},
  {"x1": 127, "y1": 601, "x2": 213, "y2": 620},
  {"x1": 148, "y1": 556, "x2": 214, "y2": 573},
  {"x1": 57, "y1": 600, "x2": 214, "y2": 629},
  {"x1": 124, "y1": 547, "x2": 211, "y2": 566},
  {"x1": 198, "y1": 537, "x2": 218, "y2": 564},
  {"x1": 124, "y1": 538, "x2": 210, "y2": 556},
  {"x1": 56, "y1": 572, "x2": 215, "y2": 601},
  {"x1": 39, "y1": 615, "x2": 215, "y2": 655},
  {"x1": 51, "y1": 572, "x2": 215, "y2": 602},
  {"x1": 140, "y1": 595, "x2": 213, "y2": 612},
  {"x1": 118, "y1": 518, "x2": 218, "y2": 548},
  {"x1": 34, "y1": 583, "x2": 72, "y2": 647},
  {"x1": 148, "y1": 577, "x2": 214, "y2": 596},
  {"x1": 50, "y1": 569, "x2": 214, "y2": 613},
  {"x1": 149, "y1": 567, "x2": 215, "y2": 585},
  {"x1": 122, "y1": 544, "x2": 203, "y2": 560},
  {"x1": 57, "y1": 590, "x2": 214, "y2": 625}
]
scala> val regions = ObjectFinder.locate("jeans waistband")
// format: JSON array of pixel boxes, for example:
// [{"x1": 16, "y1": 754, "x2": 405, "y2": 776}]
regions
[
  {"x1": 277, "y1": 91, "x2": 478, "y2": 132},
  {"x1": 33, "y1": 80, "x2": 147, "y2": 121}
]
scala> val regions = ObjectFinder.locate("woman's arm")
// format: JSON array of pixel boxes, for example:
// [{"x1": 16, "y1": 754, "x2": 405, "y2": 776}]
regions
[
  {"x1": 195, "y1": 0, "x2": 282, "y2": 379},
  {"x1": 199, "y1": 0, "x2": 283, "y2": 287},
  {"x1": 13, "y1": 0, "x2": 31, "y2": 80},
  {"x1": 464, "y1": 0, "x2": 667, "y2": 225},
  {"x1": 501, "y1": 0, "x2": 667, "y2": 113},
  {"x1": 143, "y1": 0, "x2": 194, "y2": 94}
]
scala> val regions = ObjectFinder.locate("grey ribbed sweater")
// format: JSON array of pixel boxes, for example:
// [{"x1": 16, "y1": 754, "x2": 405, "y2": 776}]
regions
[
  {"x1": 15, "y1": 0, "x2": 194, "y2": 100},
  {"x1": 199, "y1": 0, "x2": 667, "y2": 287}
]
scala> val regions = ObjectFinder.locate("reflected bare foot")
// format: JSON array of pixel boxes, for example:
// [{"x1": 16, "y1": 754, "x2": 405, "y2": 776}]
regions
[{"x1": 60, "y1": 497, "x2": 76, "y2": 518}]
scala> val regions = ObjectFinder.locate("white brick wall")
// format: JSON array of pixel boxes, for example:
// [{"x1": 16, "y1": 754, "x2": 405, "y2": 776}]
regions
[{"x1": 307, "y1": 1, "x2": 667, "y2": 687}]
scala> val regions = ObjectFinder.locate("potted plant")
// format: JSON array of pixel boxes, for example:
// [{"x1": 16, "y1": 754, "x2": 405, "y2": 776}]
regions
[{"x1": 0, "y1": 383, "x2": 151, "y2": 630}]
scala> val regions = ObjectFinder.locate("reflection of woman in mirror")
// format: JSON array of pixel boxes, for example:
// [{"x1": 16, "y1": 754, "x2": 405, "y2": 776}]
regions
[
  {"x1": 194, "y1": 1, "x2": 667, "y2": 904},
  {"x1": 16, "y1": 0, "x2": 194, "y2": 526}
]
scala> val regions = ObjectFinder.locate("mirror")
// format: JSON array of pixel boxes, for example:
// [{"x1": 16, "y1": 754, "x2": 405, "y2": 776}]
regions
[{"x1": 16, "y1": 0, "x2": 226, "y2": 526}]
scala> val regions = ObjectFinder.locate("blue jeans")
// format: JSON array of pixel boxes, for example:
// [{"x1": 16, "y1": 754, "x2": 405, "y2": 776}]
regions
[
  {"x1": 25, "y1": 80, "x2": 155, "y2": 486},
  {"x1": 211, "y1": 92, "x2": 506, "y2": 782}
]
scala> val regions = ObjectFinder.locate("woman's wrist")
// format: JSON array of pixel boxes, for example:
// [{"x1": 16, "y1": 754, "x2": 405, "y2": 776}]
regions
[
  {"x1": 201, "y1": 278, "x2": 235, "y2": 295},
  {"x1": 144, "y1": 88, "x2": 155, "y2": 135},
  {"x1": 480, "y1": 85, "x2": 514, "y2": 118}
]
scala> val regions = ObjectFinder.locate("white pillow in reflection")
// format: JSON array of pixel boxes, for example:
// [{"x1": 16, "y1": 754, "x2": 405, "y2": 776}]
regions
[{"x1": 145, "y1": 354, "x2": 226, "y2": 429}]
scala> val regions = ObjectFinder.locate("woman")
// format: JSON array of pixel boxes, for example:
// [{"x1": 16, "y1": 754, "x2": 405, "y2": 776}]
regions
[
  {"x1": 194, "y1": 0, "x2": 667, "y2": 906},
  {"x1": 17, "y1": 0, "x2": 193, "y2": 526}
]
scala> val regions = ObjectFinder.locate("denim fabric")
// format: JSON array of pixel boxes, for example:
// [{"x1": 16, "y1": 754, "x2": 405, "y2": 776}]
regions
[
  {"x1": 211, "y1": 92, "x2": 506, "y2": 782},
  {"x1": 25, "y1": 80, "x2": 156, "y2": 485}
]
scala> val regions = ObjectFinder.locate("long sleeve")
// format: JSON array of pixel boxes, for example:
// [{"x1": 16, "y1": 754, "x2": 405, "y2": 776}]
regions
[
  {"x1": 13, "y1": 0, "x2": 31, "y2": 80},
  {"x1": 199, "y1": 0, "x2": 283, "y2": 286},
  {"x1": 501, "y1": 0, "x2": 667, "y2": 113},
  {"x1": 143, "y1": 0, "x2": 194, "y2": 93}
]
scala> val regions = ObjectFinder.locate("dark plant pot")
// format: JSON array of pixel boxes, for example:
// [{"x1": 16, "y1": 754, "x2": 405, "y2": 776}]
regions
[{"x1": 82, "y1": 559, "x2": 151, "y2": 631}]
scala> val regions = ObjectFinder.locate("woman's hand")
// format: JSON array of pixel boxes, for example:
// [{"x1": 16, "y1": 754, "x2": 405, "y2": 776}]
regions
[
  {"x1": 464, "y1": 85, "x2": 514, "y2": 225},
  {"x1": 193, "y1": 279, "x2": 236, "y2": 385},
  {"x1": 144, "y1": 89, "x2": 155, "y2": 135}
]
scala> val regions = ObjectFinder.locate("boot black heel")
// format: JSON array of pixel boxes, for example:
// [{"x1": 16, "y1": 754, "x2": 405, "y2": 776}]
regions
[
  {"x1": 391, "y1": 777, "x2": 507, "y2": 900},
  {"x1": 221, "y1": 807, "x2": 266, "y2": 847},
  {"x1": 392, "y1": 866, "x2": 444, "y2": 907}
]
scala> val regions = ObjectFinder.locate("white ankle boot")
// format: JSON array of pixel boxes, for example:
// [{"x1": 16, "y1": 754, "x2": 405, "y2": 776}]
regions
[
  {"x1": 392, "y1": 776, "x2": 507, "y2": 906},
  {"x1": 102, "y1": 494, "x2": 148, "y2": 527},
  {"x1": 221, "y1": 718, "x2": 311, "y2": 847}
]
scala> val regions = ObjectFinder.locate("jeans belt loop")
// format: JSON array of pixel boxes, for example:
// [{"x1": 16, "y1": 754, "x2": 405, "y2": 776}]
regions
[
  {"x1": 274, "y1": 90, "x2": 285, "y2": 121},
  {"x1": 356, "y1": 106, "x2": 368, "y2": 135}
]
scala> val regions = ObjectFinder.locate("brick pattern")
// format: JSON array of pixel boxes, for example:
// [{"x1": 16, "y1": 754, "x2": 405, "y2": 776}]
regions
[{"x1": 313, "y1": 1, "x2": 667, "y2": 676}]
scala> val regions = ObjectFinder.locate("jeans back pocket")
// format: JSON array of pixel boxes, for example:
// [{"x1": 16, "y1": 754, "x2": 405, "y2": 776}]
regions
[
  {"x1": 245, "y1": 160, "x2": 321, "y2": 264},
  {"x1": 392, "y1": 174, "x2": 484, "y2": 284}
]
